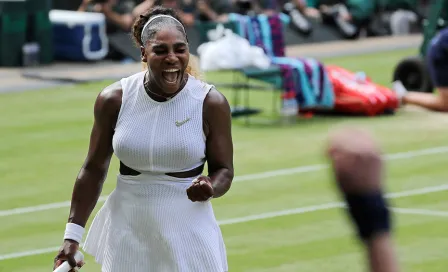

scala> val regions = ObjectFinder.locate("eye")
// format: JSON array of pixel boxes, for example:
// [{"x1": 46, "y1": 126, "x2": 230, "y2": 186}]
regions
[
  {"x1": 176, "y1": 48, "x2": 186, "y2": 54},
  {"x1": 153, "y1": 49, "x2": 167, "y2": 55}
]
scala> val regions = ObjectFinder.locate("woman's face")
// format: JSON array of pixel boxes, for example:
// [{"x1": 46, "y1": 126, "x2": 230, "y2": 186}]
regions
[{"x1": 142, "y1": 27, "x2": 189, "y2": 94}]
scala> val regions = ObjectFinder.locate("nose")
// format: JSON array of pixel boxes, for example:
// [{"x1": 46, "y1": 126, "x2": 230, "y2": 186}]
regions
[{"x1": 165, "y1": 52, "x2": 178, "y2": 65}]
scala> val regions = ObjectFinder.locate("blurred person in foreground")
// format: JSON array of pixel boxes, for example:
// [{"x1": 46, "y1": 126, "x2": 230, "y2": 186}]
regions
[
  {"x1": 53, "y1": 5, "x2": 233, "y2": 272},
  {"x1": 394, "y1": 27, "x2": 448, "y2": 112},
  {"x1": 327, "y1": 128, "x2": 399, "y2": 272}
]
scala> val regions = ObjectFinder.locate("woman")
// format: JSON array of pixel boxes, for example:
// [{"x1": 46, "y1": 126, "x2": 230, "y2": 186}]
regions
[{"x1": 53, "y1": 6, "x2": 234, "y2": 272}]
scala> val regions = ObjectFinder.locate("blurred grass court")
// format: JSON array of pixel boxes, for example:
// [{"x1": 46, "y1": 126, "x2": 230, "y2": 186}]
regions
[{"x1": 0, "y1": 48, "x2": 447, "y2": 271}]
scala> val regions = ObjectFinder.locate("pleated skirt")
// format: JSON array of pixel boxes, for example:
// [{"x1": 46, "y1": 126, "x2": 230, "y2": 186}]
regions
[{"x1": 83, "y1": 173, "x2": 228, "y2": 272}]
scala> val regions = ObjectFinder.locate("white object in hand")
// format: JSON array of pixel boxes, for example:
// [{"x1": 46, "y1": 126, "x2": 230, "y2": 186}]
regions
[
  {"x1": 54, "y1": 250, "x2": 84, "y2": 272},
  {"x1": 392, "y1": 80, "x2": 408, "y2": 102}
]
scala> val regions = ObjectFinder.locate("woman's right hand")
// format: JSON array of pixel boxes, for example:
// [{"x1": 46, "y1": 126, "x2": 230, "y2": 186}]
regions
[{"x1": 53, "y1": 240, "x2": 83, "y2": 271}]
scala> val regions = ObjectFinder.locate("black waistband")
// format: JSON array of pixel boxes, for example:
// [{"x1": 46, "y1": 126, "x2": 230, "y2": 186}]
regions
[{"x1": 120, "y1": 161, "x2": 205, "y2": 178}]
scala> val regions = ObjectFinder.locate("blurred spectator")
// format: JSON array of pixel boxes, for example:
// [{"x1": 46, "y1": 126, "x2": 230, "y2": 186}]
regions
[
  {"x1": 372, "y1": 0, "x2": 419, "y2": 36},
  {"x1": 78, "y1": 0, "x2": 197, "y2": 33},
  {"x1": 153, "y1": 0, "x2": 196, "y2": 26},
  {"x1": 276, "y1": 0, "x2": 313, "y2": 35},
  {"x1": 304, "y1": 0, "x2": 376, "y2": 39},
  {"x1": 77, "y1": 0, "x2": 155, "y2": 61},
  {"x1": 264, "y1": 0, "x2": 308, "y2": 14},
  {"x1": 194, "y1": 0, "x2": 233, "y2": 23},
  {"x1": 78, "y1": 0, "x2": 153, "y2": 33},
  {"x1": 77, "y1": 0, "x2": 195, "y2": 61},
  {"x1": 190, "y1": 0, "x2": 313, "y2": 35},
  {"x1": 228, "y1": 1, "x2": 309, "y2": 17},
  {"x1": 230, "y1": 0, "x2": 281, "y2": 15},
  {"x1": 231, "y1": 0, "x2": 258, "y2": 15},
  {"x1": 191, "y1": 0, "x2": 284, "y2": 22}
]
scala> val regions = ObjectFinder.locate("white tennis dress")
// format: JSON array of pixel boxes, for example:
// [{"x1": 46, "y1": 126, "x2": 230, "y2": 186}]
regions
[{"x1": 82, "y1": 71, "x2": 228, "y2": 272}]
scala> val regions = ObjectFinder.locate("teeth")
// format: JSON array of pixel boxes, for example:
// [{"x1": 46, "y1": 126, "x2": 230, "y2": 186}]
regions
[{"x1": 162, "y1": 69, "x2": 179, "y2": 84}]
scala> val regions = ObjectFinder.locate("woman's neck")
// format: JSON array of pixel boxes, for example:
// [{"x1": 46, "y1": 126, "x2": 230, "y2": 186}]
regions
[{"x1": 144, "y1": 71, "x2": 188, "y2": 102}]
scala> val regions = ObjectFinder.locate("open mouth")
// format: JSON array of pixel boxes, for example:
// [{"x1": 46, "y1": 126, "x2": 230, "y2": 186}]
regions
[{"x1": 161, "y1": 69, "x2": 180, "y2": 85}]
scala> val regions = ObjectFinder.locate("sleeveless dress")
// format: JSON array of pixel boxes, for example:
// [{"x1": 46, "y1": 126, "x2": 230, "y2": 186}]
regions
[{"x1": 82, "y1": 71, "x2": 228, "y2": 272}]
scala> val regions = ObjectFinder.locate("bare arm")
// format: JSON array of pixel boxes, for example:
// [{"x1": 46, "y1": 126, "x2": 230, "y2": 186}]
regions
[
  {"x1": 102, "y1": 7, "x2": 135, "y2": 32},
  {"x1": 68, "y1": 83, "x2": 122, "y2": 227},
  {"x1": 293, "y1": 0, "x2": 308, "y2": 11},
  {"x1": 203, "y1": 88, "x2": 234, "y2": 198},
  {"x1": 178, "y1": 10, "x2": 195, "y2": 27},
  {"x1": 132, "y1": 0, "x2": 155, "y2": 18},
  {"x1": 327, "y1": 128, "x2": 399, "y2": 272},
  {"x1": 197, "y1": 0, "x2": 219, "y2": 21},
  {"x1": 78, "y1": 0, "x2": 91, "y2": 11}
]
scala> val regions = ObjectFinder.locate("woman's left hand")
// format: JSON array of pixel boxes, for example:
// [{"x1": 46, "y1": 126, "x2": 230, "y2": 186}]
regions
[{"x1": 186, "y1": 176, "x2": 214, "y2": 202}]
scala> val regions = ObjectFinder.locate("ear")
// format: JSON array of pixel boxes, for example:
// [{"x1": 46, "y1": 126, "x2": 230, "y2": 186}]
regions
[{"x1": 140, "y1": 46, "x2": 147, "y2": 63}]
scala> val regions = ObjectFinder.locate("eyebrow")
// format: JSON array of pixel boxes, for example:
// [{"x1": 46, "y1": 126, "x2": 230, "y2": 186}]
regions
[{"x1": 151, "y1": 42, "x2": 188, "y2": 49}]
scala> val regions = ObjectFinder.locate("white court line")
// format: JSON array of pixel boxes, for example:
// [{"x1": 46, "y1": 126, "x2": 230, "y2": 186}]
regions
[
  {"x1": 2, "y1": 145, "x2": 448, "y2": 218},
  {"x1": 1, "y1": 183, "x2": 448, "y2": 261},
  {"x1": 0, "y1": 247, "x2": 61, "y2": 261},
  {"x1": 218, "y1": 184, "x2": 448, "y2": 225},
  {"x1": 391, "y1": 208, "x2": 448, "y2": 217}
]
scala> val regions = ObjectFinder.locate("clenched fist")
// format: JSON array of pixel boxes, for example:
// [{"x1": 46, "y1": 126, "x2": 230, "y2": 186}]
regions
[{"x1": 186, "y1": 176, "x2": 214, "y2": 202}]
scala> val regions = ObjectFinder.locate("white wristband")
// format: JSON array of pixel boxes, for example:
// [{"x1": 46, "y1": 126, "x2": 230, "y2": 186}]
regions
[{"x1": 63, "y1": 223, "x2": 85, "y2": 244}]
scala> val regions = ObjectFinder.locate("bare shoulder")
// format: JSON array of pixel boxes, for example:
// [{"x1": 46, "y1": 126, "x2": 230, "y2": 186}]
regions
[
  {"x1": 203, "y1": 88, "x2": 231, "y2": 137},
  {"x1": 94, "y1": 81, "x2": 123, "y2": 125},
  {"x1": 96, "y1": 81, "x2": 122, "y2": 109},
  {"x1": 203, "y1": 88, "x2": 231, "y2": 115}
]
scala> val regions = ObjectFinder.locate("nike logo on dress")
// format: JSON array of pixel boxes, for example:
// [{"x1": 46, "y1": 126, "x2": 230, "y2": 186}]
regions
[{"x1": 176, "y1": 118, "x2": 191, "y2": 127}]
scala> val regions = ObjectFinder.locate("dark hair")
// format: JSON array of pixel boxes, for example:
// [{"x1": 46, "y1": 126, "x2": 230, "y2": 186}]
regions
[{"x1": 132, "y1": 6, "x2": 187, "y2": 47}]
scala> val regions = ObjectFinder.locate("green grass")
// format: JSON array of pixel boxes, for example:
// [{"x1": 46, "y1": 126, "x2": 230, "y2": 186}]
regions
[{"x1": 1, "y1": 48, "x2": 448, "y2": 271}]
